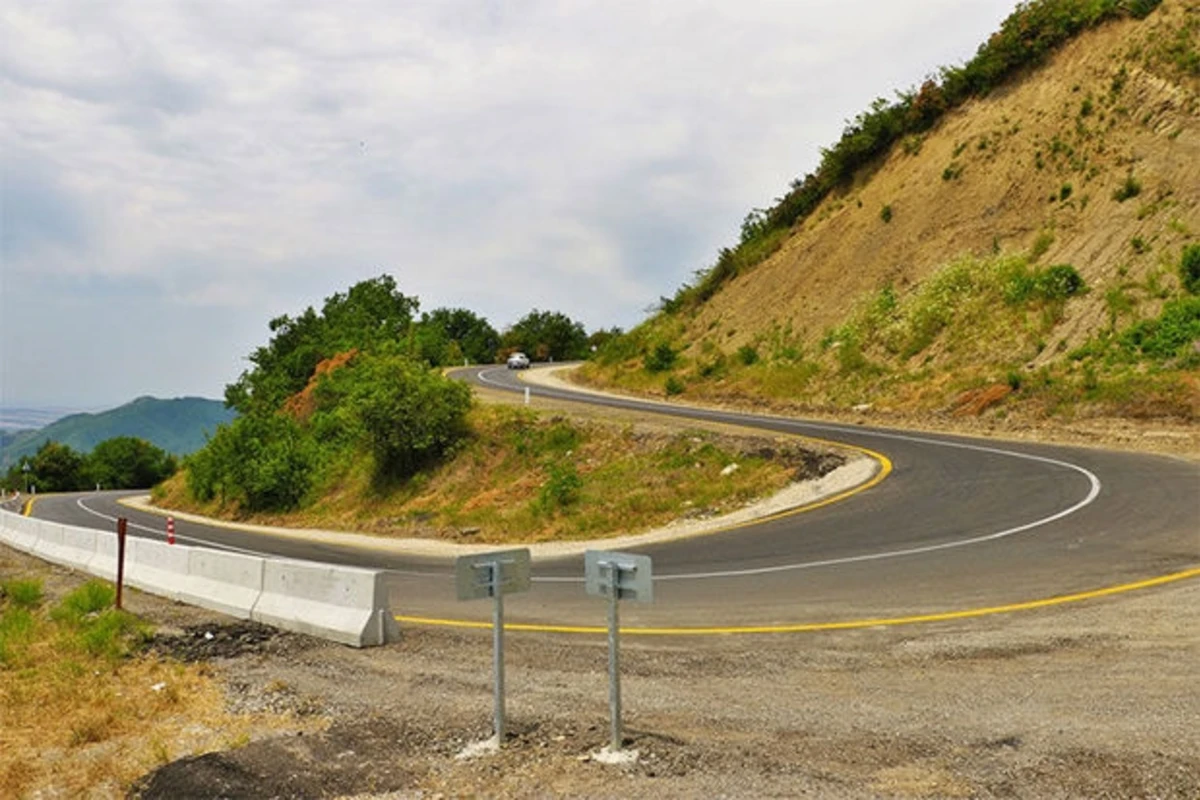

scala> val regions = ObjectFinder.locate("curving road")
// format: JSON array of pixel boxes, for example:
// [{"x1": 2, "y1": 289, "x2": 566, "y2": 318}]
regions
[{"x1": 25, "y1": 365, "x2": 1199, "y2": 632}]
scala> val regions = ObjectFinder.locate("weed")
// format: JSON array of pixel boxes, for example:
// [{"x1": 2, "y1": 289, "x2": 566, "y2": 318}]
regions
[
  {"x1": 1105, "y1": 287, "x2": 1136, "y2": 326},
  {"x1": 880, "y1": 205, "x2": 893, "y2": 223},
  {"x1": 943, "y1": 162, "x2": 964, "y2": 181},
  {"x1": 1030, "y1": 230, "x2": 1055, "y2": 261},
  {"x1": 1113, "y1": 175, "x2": 1142, "y2": 202},
  {"x1": 537, "y1": 462, "x2": 583, "y2": 512},
  {"x1": 1180, "y1": 244, "x2": 1200, "y2": 295},
  {"x1": 1080, "y1": 97, "x2": 1094, "y2": 117},
  {"x1": 902, "y1": 134, "x2": 924, "y2": 156},
  {"x1": 737, "y1": 345, "x2": 760, "y2": 366},
  {"x1": 2, "y1": 578, "x2": 43, "y2": 609},
  {"x1": 52, "y1": 581, "x2": 115, "y2": 626},
  {"x1": 1007, "y1": 371, "x2": 1023, "y2": 391},
  {"x1": 1059, "y1": 183, "x2": 1073, "y2": 202},
  {"x1": 664, "y1": 376, "x2": 685, "y2": 396},
  {"x1": 1131, "y1": 236, "x2": 1149, "y2": 254}
]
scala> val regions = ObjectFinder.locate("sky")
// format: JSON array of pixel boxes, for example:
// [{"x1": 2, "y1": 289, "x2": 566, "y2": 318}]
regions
[{"x1": 1, "y1": 0, "x2": 1018, "y2": 409}]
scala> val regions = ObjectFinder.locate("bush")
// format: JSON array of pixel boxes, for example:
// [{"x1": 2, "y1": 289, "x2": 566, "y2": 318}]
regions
[
  {"x1": 1036, "y1": 264, "x2": 1086, "y2": 300},
  {"x1": 1119, "y1": 296, "x2": 1200, "y2": 360},
  {"x1": 324, "y1": 354, "x2": 473, "y2": 482},
  {"x1": 737, "y1": 345, "x2": 760, "y2": 366},
  {"x1": 1113, "y1": 175, "x2": 1142, "y2": 202},
  {"x1": 644, "y1": 342, "x2": 678, "y2": 373},
  {"x1": 537, "y1": 462, "x2": 583, "y2": 511},
  {"x1": 1181, "y1": 244, "x2": 1200, "y2": 295},
  {"x1": 188, "y1": 413, "x2": 318, "y2": 511},
  {"x1": 664, "y1": 376, "x2": 685, "y2": 396},
  {"x1": 880, "y1": 204, "x2": 893, "y2": 223}
]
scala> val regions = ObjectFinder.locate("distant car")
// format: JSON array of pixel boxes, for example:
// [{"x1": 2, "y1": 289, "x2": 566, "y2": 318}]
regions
[{"x1": 506, "y1": 352, "x2": 531, "y2": 369}]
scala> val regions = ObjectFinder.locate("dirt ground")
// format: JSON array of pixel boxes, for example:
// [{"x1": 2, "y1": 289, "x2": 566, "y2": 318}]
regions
[{"x1": 1, "y1": 539, "x2": 1195, "y2": 799}]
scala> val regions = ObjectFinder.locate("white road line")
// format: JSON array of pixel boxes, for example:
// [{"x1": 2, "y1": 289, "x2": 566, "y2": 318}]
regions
[
  {"x1": 69, "y1": 372, "x2": 1105, "y2": 585},
  {"x1": 473, "y1": 367, "x2": 1104, "y2": 582}
]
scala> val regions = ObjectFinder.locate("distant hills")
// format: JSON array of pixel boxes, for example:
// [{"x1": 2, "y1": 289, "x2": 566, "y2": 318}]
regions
[{"x1": 0, "y1": 396, "x2": 236, "y2": 468}]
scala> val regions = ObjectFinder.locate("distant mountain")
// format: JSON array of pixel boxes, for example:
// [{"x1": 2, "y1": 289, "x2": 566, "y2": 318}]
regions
[
  {"x1": 0, "y1": 406, "x2": 87, "y2": 430},
  {"x1": 0, "y1": 396, "x2": 236, "y2": 468}
]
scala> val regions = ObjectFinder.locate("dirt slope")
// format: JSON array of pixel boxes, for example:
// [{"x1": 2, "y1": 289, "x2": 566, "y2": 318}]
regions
[{"x1": 690, "y1": 2, "x2": 1198, "y2": 358}]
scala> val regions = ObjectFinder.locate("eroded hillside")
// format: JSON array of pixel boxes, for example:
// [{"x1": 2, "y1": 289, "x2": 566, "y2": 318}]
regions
[{"x1": 585, "y1": 0, "x2": 1199, "y2": 423}]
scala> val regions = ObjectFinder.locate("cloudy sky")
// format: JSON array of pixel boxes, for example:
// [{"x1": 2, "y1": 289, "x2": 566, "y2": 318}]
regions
[{"x1": 1, "y1": 0, "x2": 1017, "y2": 409}]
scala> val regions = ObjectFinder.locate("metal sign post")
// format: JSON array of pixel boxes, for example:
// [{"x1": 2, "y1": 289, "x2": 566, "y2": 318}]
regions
[
  {"x1": 585, "y1": 550, "x2": 653, "y2": 753},
  {"x1": 455, "y1": 548, "x2": 532, "y2": 747}
]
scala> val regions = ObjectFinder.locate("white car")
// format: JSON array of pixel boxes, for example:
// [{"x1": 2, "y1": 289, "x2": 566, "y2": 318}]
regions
[{"x1": 506, "y1": 352, "x2": 531, "y2": 369}]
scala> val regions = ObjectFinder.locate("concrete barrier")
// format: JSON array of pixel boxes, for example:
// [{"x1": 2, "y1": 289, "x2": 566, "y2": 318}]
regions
[
  {"x1": 0, "y1": 513, "x2": 38, "y2": 552},
  {"x1": 0, "y1": 508, "x2": 400, "y2": 648},
  {"x1": 125, "y1": 538, "x2": 191, "y2": 601},
  {"x1": 252, "y1": 558, "x2": 400, "y2": 647},
  {"x1": 178, "y1": 548, "x2": 265, "y2": 619},
  {"x1": 33, "y1": 522, "x2": 98, "y2": 570}
]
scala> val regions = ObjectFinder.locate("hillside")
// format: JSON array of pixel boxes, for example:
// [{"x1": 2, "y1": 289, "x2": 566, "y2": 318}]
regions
[
  {"x1": 0, "y1": 397, "x2": 235, "y2": 468},
  {"x1": 584, "y1": 0, "x2": 1199, "y2": 424}
]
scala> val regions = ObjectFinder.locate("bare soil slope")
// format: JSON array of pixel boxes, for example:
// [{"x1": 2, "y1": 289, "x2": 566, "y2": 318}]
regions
[{"x1": 692, "y1": 2, "x2": 1198, "y2": 358}]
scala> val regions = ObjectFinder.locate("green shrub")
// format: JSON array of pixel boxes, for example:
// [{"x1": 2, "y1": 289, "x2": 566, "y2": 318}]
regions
[
  {"x1": 643, "y1": 342, "x2": 678, "y2": 373},
  {"x1": 664, "y1": 376, "x2": 685, "y2": 396},
  {"x1": 1181, "y1": 244, "x2": 1200, "y2": 295},
  {"x1": 1036, "y1": 264, "x2": 1086, "y2": 300},
  {"x1": 1059, "y1": 183, "x2": 1073, "y2": 201},
  {"x1": 1119, "y1": 296, "x2": 1200, "y2": 360},
  {"x1": 880, "y1": 205, "x2": 893, "y2": 223},
  {"x1": 537, "y1": 463, "x2": 583, "y2": 511},
  {"x1": 1113, "y1": 175, "x2": 1142, "y2": 202},
  {"x1": 736, "y1": 345, "x2": 760, "y2": 366}
]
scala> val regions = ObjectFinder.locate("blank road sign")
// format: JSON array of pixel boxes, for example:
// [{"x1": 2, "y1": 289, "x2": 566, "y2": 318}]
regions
[
  {"x1": 584, "y1": 550, "x2": 653, "y2": 603},
  {"x1": 455, "y1": 548, "x2": 532, "y2": 601}
]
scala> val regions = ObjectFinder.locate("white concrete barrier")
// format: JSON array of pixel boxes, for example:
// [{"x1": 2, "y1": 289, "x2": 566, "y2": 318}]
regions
[
  {"x1": 179, "y1": 548, "x2": 265, "y2": 619},
  {"x1": 125, "y1": 538, "x2": 191, "y2": 601},
  {"x1": 33, "y1": 522, "x2": 98, "y2": 570},
  {"x1": 0, "y1": 508, "x2": 400, "y2": 648},
  {"x1": 252, "y1": 559, "x2": 400, "y2": 647},
  {"x1": 90, "y1": 532, "x2": 121, "y2": 582},
  {"x1": 0, "y1": 513, "x2": 38, "y2": 552}
]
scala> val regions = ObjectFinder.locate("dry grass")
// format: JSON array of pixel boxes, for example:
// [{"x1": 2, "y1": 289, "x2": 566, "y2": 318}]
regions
[
  {"x1": 159, "y1": 404, "x2": 806, "y2": 544},
  {"x1": 0, "y1": 563, "x2": 302, "y2": 798}
]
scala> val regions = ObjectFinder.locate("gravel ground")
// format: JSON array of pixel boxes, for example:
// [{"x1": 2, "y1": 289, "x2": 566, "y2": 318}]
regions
[{"x1": 115, "y1": 569, "x2": 1200, "y2": 799}]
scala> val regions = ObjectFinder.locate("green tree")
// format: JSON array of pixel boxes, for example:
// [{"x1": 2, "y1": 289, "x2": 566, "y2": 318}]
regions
[
  {"x1": 85, "y1": 437, "x2": 178, "y2": 489},
  {"x1": 29, "y1": 441, "x2": 87, "y2": 492},
  {"x1": 415, "y1": 307, "x2": 501, "y2": 365},
  {"x1": 187, "y1": 414, "x2": 318, "y2": 512},
  {"x1": 502, "y1": 310, "x2": 589, "y2": 361},
  {"x1": 225, "y1": 275, "x2": 420, "y2": 414},
  {"x1": 315, "y1": 352, "x2": 473, "y2": 481}
]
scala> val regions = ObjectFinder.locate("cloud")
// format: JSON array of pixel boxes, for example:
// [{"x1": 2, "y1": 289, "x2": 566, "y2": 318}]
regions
[{"x1": 0, "y1": 0, "x2": 1018, "y2": 406}]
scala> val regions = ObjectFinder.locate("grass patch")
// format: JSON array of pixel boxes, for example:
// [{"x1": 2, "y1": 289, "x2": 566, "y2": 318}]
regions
[
  {"x1": 160, "y1": 404, "x2": 806, "y2": 544},
  {"x1": 1, "y1": 568, "x2": 284, "y2": 797}
]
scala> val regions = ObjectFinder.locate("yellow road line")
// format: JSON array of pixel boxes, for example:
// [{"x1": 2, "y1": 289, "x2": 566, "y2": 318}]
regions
[
  {"x1": 395, "y1": 566, "x2": 1200, "y2": 636},
  {"x1": 22, "y1": 495, "x2": 38, "y2": 517}
]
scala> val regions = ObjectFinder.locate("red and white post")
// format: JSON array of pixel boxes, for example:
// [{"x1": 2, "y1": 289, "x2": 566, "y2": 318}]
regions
[{"x1": 166, "y1": 516, "x2": 175, "y2": 545}]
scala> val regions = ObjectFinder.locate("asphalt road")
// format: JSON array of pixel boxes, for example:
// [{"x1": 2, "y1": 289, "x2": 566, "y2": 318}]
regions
[{"x1": 24, "y1": 365, "x2": 1199, "y2": 631}]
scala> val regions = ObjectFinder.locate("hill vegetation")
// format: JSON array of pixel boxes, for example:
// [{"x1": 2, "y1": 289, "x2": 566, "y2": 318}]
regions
[
  {"x1": 162, "y1": 277, "x2": 811, "y2": 539},
  {"x1": 583, "y1": 0, "x2": 1199, "y2": 424}
]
